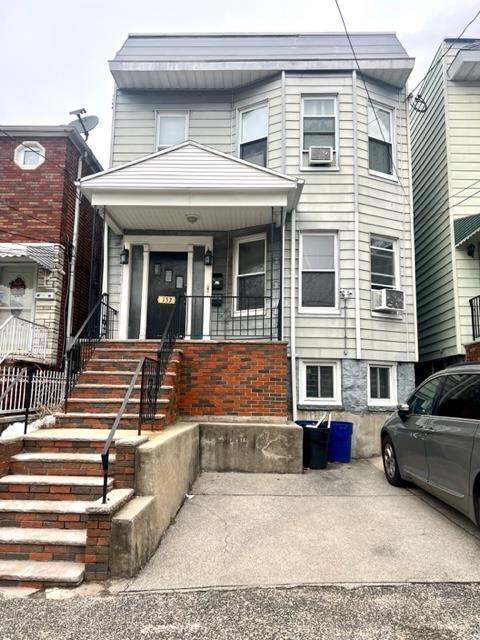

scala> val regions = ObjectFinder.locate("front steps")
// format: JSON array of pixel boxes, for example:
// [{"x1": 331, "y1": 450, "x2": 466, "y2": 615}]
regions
[{"x1": 0, "y1": 340, "x2": 182, "y2": 588}]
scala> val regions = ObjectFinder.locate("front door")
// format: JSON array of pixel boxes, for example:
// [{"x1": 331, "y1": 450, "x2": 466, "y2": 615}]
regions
[{"x1": 146, "y1": 252, "x2": 187, "y2": 339}]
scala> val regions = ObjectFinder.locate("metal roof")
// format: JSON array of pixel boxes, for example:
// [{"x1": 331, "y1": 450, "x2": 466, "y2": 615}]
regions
[
  {"x1": 110, "y1": 32, "x2": 414, "y2": 90},
  {"x1": 454, "y1": 213, "x2": 480, "y2": 247}
]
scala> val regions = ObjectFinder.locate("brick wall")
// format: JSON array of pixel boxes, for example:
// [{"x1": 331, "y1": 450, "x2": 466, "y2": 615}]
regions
[
  {"x1": 178, "y1": 340, "x2": 288, "y2": 417},
  {"x1": 0, "y1": 134, "x2": 102, "y2": 361},
  {"x1": 465, "y1": 342, "x2": 480, "y2": 361},
  {"x1": 0, "y1": 438, "x2": 23, "y2": 477}
]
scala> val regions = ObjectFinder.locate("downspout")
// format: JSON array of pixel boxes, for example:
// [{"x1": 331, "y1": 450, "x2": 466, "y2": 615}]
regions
[
  {"x1": 65, "y1": 152, "x2": 84, "y2": 346},
  {"x1": 281, "y1": 70, "x2": 286, "y2": 174},
  {"x1": 405, "y1": 97, "x2": 418, "y2": 362},
  {"x1": 352, "y1": 70, "x2": 361, "y2": 360},
  {"x1": 290, "y1": 208, "x2": 297, "y2": 421}
]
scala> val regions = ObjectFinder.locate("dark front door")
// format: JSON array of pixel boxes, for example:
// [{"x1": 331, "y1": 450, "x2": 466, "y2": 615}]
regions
[{"x1": 146, "y1": 251, "x2": 187, "y2": 339}]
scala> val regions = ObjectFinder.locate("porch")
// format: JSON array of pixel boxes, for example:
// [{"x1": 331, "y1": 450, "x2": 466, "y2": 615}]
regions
[{"x1": 79, "y1": 141, "x2": 303, "y2": 343}]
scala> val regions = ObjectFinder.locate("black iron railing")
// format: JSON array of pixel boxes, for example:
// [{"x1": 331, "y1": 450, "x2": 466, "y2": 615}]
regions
[
  {"x1": 470, "y1": 294, "x2": 480, "y2": 341},
  {"x1": 181, "y1": 295, "x2": 279, "y2": 341},
  {"x1": 64, "y1": 294, "x2": 117, "y2": 404},
  {"x1": 100, "y1": 300, "x2": 181, "y2": 503}
]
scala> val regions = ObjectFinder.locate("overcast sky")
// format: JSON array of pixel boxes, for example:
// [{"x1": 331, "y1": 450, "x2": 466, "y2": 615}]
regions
[{"x1": 1, "y1": 0, "x2": 479, "y2": 167}]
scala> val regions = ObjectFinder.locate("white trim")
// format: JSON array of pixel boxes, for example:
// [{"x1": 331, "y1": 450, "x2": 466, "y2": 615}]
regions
[
  {"x1": 139, "y1": 244, "x2": 150, "y2": 339},
  {"x1": 299, "y1": 359, "x2": 342, "y2": 406},
  {"x1": 298, "y1": 232, "x2": 338, "y2": 314},
  {"x1": 118, "y1": 241, "x2": 131, "y2": 340},
  {"x1": 14, "y1": 141, "x2": 45, "y2": 170},
  {"x1": 367, "y1": 362, "x2": 398, "y2": 407},
  {"x1": 154, "y1": 110, "x2": 189, "y2": 151},
  {"x1": 232, "y1": 232, "x2": 267, "y2": 315},
  {"x1": 368, "y1": 102, "x2": 396, "y2": 180},
  {"x1": 299, "y1": 95, "x2": 339, "y2": 171}
]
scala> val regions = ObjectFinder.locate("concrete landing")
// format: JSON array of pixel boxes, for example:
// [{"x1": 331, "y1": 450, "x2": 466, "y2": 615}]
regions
[{"x1": 128, "y1": 460, "x2": 480, "y2": 591}]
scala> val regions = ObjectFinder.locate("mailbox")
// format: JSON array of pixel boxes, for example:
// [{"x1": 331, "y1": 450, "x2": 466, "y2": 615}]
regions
[{"x1": 212, "y1": 273, "x2": 223, "y2": 290}]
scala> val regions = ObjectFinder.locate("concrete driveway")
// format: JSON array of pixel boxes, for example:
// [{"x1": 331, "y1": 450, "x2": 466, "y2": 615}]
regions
[{"x1": 128, "y1": 459, "x2": 480, "y2": 591}]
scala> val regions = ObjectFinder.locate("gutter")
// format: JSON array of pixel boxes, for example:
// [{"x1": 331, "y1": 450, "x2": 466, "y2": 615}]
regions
[{"x1": 290, "y1": 208, "x2": 297, "y2": 421}]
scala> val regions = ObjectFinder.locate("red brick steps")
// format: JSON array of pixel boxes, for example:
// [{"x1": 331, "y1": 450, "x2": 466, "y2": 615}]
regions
[
  {"x1": 0, "y1": 475, "x2": 113, "y2": 501},
  {"x1": 0, "y1": 527, "x2": 86, "y2": 562},
  {"x1": 10, "y1": 452, "x2": 115, "y2": 477}
]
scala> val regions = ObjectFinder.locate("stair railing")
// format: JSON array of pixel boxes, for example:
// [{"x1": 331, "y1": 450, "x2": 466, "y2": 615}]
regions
[
  {"x1": 100, "y1": 298, "x2": 181, "y2": 503},
  {"x1": 64, "y1": 294, "x2": 117, "y2": 405}
]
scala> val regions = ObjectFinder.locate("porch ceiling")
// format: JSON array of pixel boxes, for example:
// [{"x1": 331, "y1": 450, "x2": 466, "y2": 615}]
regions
[{"x1": 109, "y1": 205, "x2": 275, "y2": 231}]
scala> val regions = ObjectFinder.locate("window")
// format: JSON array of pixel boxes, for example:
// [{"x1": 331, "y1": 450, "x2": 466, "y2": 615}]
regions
[
  {"x1": 408, "y1": 377, "x2": 443, "y2": 416},
  {"x1": 14, "y1": 141, "x2": 45, "y2": 170},
  {"x1": 368, "y1": 364, "x2": 396, "y2": 406},
  {"x1": 301, "y1": 97, "x2": 337, "y2": 167},
  {"x1": 239, "y1": 104, "x2": 268, "y2": 166},
  {"x1": 233, "y1": 234, "x2": 266, "y2": 311},
  {"x1": 434, "y1": 374, "x2": 480, "y2": 420},
  {"x1": 156, "y1": 112, "x2": 188, "y2": 149},
  {"x1": 370, "y1": 235, "x2": 397, "y2": 290},
  {"x1": 368, "y1": 104, "x2": 393, "y2": 176},
  {"x1": 300, "y1": 360, "x2": 341, "y2": 405},
  {"x1": 300, "y1": 233, "x2": 337, "y2": 311}
]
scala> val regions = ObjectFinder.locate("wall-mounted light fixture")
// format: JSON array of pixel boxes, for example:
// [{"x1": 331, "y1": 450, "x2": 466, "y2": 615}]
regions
[
  {"x1": 467, "y1": 243, "x2": 476, "y2": 258},
  {"x1": 120, "y1": 247, "x2": 130, "y2": 265},
  {"x1": 186, "y1": 213, "x2": 199, "y2": 224},
  {"x1": 204, "y1": 248, "x2": 213, "y2": 266}
]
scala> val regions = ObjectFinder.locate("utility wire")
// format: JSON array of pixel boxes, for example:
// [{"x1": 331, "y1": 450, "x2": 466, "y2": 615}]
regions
[{"x1": 407, "y1": 8, "x2": 480, "y2": 103}]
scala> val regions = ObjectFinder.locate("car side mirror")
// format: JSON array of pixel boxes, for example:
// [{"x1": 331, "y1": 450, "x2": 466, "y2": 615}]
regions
[{"x1": 397, "y1": 403, "x2": 410, "y2": 421}]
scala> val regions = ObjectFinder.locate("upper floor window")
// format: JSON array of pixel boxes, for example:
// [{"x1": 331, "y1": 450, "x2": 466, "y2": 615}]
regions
[
  {"x1": 368, "y1": 104, "x2": 393, "y2": 176},
  {"x1": 156, "y1": 111, "x2": 188, "y2": 150},
  {"x1": 14, "y1": 141, "x2": 45, "y2": 170},
  {"x1": 370, "y1": 235, "x2": 397, "y2": 290},
  {"x1": 301, "y1": 97, "x2": 337, "y2": 168},
  {"x1": 239, "y1": 104, "x2": 268, "y2": 167},
  {"x1": 299, "y1": 233, "x2": 337, "y2": 312},
  {"x1": 233, "y1": 233, "x2": 266, "y2": 312}
]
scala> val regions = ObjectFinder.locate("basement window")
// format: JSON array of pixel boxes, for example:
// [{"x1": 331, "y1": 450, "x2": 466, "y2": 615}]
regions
[
  {"x1": 368, "y1": 364, "x2": 397, "y2": 407},
  {"x1": 299, "y1": 360, "x2": 341, "y2": 406}
]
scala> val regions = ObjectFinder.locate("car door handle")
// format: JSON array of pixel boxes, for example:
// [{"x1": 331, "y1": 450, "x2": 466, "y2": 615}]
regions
[{"x1": 422, "y1": 427, "x2": 435, "y2": 433}]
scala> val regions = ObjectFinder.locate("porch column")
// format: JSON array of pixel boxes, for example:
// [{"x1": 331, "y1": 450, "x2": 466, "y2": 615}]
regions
[
  {"x1": 139, "y1": 244, "x2": 149, "y2": 339},
  {"x1": 118, "y1": 241, "x2": 131, "y2": 340}
]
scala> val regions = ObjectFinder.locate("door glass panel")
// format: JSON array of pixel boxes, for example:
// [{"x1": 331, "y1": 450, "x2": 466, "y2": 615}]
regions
[
  {"x1": 409, "y1": 377, "x2": 442, "y2": 416},
  {"x1": 434, "y1": 374, "x2": 480, "y2": 419},
  {"x1": 0, "y1": 265, "x2": 35, "y2": 323},
  {"x1": 128, "y1": 245, "x2": 143, "y2": 339}
]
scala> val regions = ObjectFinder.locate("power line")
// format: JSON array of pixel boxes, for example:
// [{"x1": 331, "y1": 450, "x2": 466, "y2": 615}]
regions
[{"x1": 408, "y1": 8, "x2": 480, "y2": 104}]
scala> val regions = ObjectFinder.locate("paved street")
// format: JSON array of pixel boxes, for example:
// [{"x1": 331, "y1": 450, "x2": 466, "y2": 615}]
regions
[{"x1": 2, "y1": 584, "x2": 480, "y2": 639}]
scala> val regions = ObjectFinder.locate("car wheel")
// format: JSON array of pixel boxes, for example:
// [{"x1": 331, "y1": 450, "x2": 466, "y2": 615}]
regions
[{"x1": 382, "y1": 436, "x2": 404, "y2": 487}]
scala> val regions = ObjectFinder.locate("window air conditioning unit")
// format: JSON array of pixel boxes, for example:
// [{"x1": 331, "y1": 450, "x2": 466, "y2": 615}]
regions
[
  {"x1": 372, "y1": 289, "x2": 405, "y2": 313},
  {"x1": 308, "y1": 146, "x2": 333, "y2": 165}
]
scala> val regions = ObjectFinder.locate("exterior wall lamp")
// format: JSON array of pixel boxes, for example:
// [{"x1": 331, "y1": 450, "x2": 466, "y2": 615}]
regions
[
  {"x1": 120, "y1": 247, "x2": 130, "y2": 265},
  {"x1": 467, "y1": 243, "x2": 476, "y2": 258},
  {"x1": 204, "y1": 249, "x2": 213, "y2": 266}
]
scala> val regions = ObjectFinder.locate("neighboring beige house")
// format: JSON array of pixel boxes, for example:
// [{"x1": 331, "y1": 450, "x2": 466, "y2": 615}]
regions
[
  {"x1": 411, "y1": 38, "x2": 480, "y2": 379},
  {"x1": 80, "y1": 33, "x2": 417, "y2": 454}
]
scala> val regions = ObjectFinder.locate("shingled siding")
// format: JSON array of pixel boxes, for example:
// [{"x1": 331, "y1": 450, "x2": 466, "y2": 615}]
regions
[{"x1": 178, "y1": 341, "x2": 288, "y2": 417}]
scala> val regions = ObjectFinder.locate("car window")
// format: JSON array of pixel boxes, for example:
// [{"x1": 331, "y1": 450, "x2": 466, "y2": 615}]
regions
[
  {"x1": 409, "y1": 377, "x2": 443, "y2": 416},
  {"x1": 433, "y1": 373, "x2": 480, "y2": 420}
]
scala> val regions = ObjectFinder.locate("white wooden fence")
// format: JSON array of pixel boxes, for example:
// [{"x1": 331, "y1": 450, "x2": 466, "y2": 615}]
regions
[{"x1": 0, "y1": 367, "x2": 65, "y2": 415}]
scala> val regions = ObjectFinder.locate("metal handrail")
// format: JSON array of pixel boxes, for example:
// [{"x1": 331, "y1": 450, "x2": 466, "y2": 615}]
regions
[
  {"x1": 99, "y1": 300, "x2": 180, "y2": 503},
  {"x1": 64, "y1": 293, "x2": 117, "y2": 404}
]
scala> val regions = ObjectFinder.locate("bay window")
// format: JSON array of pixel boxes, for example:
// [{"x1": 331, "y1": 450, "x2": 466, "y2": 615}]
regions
[
  {"x1": 239, "y1": 104, "x2": 268, "y2": 166},
  {"x1": 301, "y1": 97, "x2": 337, "y2": 167},
  {"x1": 300, "y1": 233, "x2": 337, "y2": 311}
]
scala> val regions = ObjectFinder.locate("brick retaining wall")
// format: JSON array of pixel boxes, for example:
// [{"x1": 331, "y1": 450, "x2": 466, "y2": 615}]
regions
[
  {"x1": 466, "y1": 341, "x2": 480, "y2": 361},
  {"x1": 178, "y1": 341, "x2": 288, "y2": 417}
]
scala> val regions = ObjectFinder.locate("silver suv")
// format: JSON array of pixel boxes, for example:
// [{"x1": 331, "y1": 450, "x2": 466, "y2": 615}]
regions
[{"x1": 381, "y1": 362, "x2": 480, "y2": 525}]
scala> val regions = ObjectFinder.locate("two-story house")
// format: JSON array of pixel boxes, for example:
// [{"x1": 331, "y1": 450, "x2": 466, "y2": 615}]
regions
[
  {"x1": 0, "y1": 126, "x2": 103, "y2": 366},
  {"x1": 412, "y1": 39, "x2": 480, "y2": 379},
  {"x1": 80, "y1": 33, "x2": 417, "y2": 455}
]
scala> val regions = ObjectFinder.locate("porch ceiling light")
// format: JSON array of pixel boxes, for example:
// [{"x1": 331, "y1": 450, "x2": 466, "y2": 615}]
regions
[{"x1": 186, "y1": 213, "x2": 199, "y2": 224}]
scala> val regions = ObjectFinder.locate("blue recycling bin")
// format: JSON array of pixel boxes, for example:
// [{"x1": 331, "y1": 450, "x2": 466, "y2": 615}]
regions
[{"x1": 327, "y1": 421, "x2": 353, "y2": 463}]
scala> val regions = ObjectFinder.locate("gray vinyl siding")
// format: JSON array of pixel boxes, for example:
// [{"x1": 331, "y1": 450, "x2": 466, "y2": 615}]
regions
[
  {"x1": 411, "y1": 46, "x2": 457, "y2": 361},
  {"x1": 111, "y1": 89, "x2": 233, "y2": 165}
]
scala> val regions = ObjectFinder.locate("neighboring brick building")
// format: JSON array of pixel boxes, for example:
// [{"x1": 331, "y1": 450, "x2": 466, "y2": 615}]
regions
[{"x1": 0, "y1": 126, "x2": 103, "y2": 365}]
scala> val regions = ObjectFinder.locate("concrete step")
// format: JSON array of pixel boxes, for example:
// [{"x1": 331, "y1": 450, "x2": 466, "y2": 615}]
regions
[
  {"x1": 10, "y1": 452, "x2": 114, "y2": 477},
  {"x1": 0, "y1": 559, "x2": 84, "y2": 587},
  {"x1": 0, "y1": 527, "x2": 86, "y2": 562},
  {"x1": 0, "y1": 475, "x2": 113, "y2": 501},
  {"x1": 54, "y1": 412, "x2": 166, "y2": 430}
]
